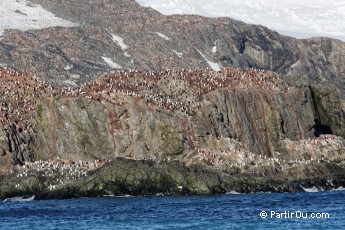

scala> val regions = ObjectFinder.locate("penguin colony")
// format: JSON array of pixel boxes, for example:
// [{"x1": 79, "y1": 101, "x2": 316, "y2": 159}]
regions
[
  {"x1": 1, "y1": 66, "x2": 343, "y2": 190},
  {"x1": 71, "y1": 67, "x2": 288, "y2": 116},
  {"x1": 0, "y1": 66, "x2": 287, "y2": 134}
]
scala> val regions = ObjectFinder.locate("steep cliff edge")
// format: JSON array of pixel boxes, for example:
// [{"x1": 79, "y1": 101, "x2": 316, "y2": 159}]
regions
[
  {"x1": 33, "y1": 72, "x2": 345, "y2": 162},
  {"x1": 1, "y1": 67, "x2": 345, "y2": 198}
]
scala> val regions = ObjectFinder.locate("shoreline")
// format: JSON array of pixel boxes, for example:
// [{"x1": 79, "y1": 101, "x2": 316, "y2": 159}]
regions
[
  {"x1": 1, "y1": 157, "x2": 345, "y2": 201},
  {"x1": 2, "y1": 186, "x2": 345, "y2": 202}
]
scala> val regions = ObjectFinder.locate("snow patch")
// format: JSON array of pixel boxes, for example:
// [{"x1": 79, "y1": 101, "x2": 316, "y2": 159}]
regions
[
  {"x1": 212, "y1": 45, "x2": 217, "y2": 54},
  {"x1": 110, "y1": 34, "x2": 128, "y2": 50},
  {"x1": 289, "y1": 59, "x2": 301, "y2": 70},
  {"x1": 70, "y1": 74, "x2": 80, "y2": 79},
  {"x1": 173, "y1": 50, "x2": 183, "y2": 58},
  {"x1": 135, "y1": 0, "x2": 345, "y2": 41},
  {"x1": 110, "y1": 33, "x2": 130, "y2": 57},
  {"x1": 63, "y1": 80, "x2": 78, "y2": 86},
  {"x1": 197, "y1": 50, "x2": 221, "y2": 71},
  {"x1": 64, "y1": 65, "x2": 73, "y2": 70},
  {"x1": 102, "y1": 56, "x2": 122, "y2": 69},
  {"x1": 0, "y1": 0, "x2": 77, "y2": 37},
  {"x1": 155, "y1": 32, "x2": 171, "y2": 40}
]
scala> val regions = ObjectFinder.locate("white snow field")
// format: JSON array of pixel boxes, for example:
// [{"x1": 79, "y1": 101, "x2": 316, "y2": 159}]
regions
[
  {"x1": 102, "y1": 56, "x2": 123, "y2": 69},
  {"x1": 0, "y1": 0, "x2": 77, "y2": 37},
  {"x1": 110, "y1": 33, "x2": 131, "y2": 57},
  {"x1": 135, "y1": 0, "x2": 345, "y2": 41}
]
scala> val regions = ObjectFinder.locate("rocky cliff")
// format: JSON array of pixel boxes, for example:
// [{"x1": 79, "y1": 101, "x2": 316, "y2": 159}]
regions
[
  {"x1": 1, "y1": 66, "x2": 345, "y2": 199},
  {"x1": 1, "y1": 0, "x2": 345, "y2": 199}
]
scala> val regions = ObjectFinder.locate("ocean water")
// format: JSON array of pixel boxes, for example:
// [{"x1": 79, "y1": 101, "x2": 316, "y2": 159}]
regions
[{"x1": 1, "y1": 189, "x2": 344, "y2": 229}]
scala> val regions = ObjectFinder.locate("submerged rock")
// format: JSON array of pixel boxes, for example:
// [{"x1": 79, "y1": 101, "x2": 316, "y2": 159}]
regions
[{"x1": 1, "y1": 157, "x2": 345, "y2": 200}]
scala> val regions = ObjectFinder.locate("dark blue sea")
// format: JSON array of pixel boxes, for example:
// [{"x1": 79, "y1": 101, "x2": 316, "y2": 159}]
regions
[{"x1": 1, "y1": 189, "x2": 344, "y2": 229}]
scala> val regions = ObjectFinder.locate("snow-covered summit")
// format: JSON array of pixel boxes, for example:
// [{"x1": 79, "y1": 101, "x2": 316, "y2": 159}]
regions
[
  {"x1": 0, "y1": 0, "x2": 77, "y2": 37},
  {"x1": 135, "y1": 0, "x2": 345, "y2": 41}
]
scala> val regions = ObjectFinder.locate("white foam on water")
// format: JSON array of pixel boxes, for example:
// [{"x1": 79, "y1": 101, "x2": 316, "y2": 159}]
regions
[
  {"x1": 102, "y1": 194, "x2": 115, "y2": 197},
  {"x1": 226, "y1": 190, "x2": 243, "y2": 195},
  {"x1": 331, "y1": 186, "x2": 345, "y2": 191},
  {"x1": 300, "y1": 186, "x2": 320, "y2": 193},
  {"x1": 115, "y1": 194, "x2": 133, "y2": 198},
  {"x1": 3, "y1": 195, "x2": 35, "y2": 202}
]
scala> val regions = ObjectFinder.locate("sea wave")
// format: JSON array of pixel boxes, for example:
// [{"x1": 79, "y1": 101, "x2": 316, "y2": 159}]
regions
[
  {"x1": 116, "y1": 194, "x2": 133, "y2": 198},
  {"x1": 226, "y1": 190, "x2": 243, "y2": 195},
  {"x1": 3, "y1": 195, "x2": 35, "y2": 202},
  {"x1": 102, "y1": 194, "x2": 133, "y2": 198},
  {"x1": 300, "y1": 186, "x2": 320, "y2": 193},
  {"x1": 331, "y1": 186, "x2": 345, "y2": 191}
]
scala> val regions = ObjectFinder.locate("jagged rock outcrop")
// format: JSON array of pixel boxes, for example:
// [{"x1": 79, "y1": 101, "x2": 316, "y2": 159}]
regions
[
  {"x1": 1, "y1": 158, "x2": 345, "y2": 200},
  {"x1": 32, "y1": 72, "x2": 345, "y2": 162}
]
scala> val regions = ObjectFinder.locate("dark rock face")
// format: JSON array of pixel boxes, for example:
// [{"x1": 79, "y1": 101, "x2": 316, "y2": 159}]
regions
[
  {"x1": 1, "y1": 158, "x2": 345, "y2": 200},
  {"x1": 60, "y1": 159, "x2": 345, "y2": 196},
  {"x1": 32, "y1": 76, "x2": 345, "y2": 162},
  {"x1": 5, "y1": 124, "x2": 35, "y2": 165}
]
